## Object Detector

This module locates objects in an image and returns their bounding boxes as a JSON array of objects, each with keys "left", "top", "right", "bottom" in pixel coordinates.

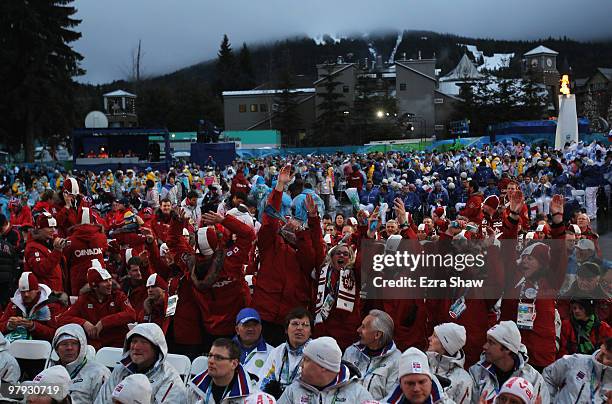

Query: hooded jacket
[
  {"left": 468, "top": 350, "right": 549, "bottom": 404},
  {"left": 181, "top": 197, "right": 202, "bottom": 231},
  {"left": 342, "top": 342, "right": 401, "bottom": 400},
  {"left": 543, "top": 349, "right": 612, "bottom": 403},
  {"left": 384, "top": 373, "right": 454, "bottom": 404},
  {"left": 63, "top": 224, "right": 108, "bottom": 295},
  {"left": 94, "top": 323, "right": 187, "bottom": 404},
  {"left": 24, "top": 232, "right": 64, "bottom": 292},
  {"left": 427, "top": 350, "right": 472, "bottom": 404},
  {"left": 49, "top": 324, "right": 111, "bottom": 403},
  {"left": 0, "top": 284, "right": 64, "bottom": 341},
  {"left": 188, "top": 364, "right": 257, "bottom": 404},
  {"left": 277, "top": 364, "right": 373, "bottom": 404},
  {"left": 0, "top": 332, "right": 20, "bottom": 384}
]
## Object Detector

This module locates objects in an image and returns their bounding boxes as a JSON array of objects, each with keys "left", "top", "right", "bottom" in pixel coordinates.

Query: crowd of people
[{"left": 0, "top": 139, "right": 611, "bottom": 403}]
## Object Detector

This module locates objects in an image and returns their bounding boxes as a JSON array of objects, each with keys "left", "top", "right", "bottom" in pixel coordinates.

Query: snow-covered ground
[
  {"left": 368, "top": 43, "right": 377, "bottom": 60},
  {"left": 458, "top": 43, "right": 514, "bottom": 71},
  {"left": 312, "top": 33, "right": 346, "bottom": 45},
  {"left": 388, "top": 32, "right": 403, "bottom": 63}
]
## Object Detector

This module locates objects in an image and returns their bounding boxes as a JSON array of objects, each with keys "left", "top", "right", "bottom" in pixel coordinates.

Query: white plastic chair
[
  {"left": 49, "top": 344, "right": 96, "bottom": 364},
  {"left": 189, "top": 355, "right": 209, "bottom": 380},
  {"left": 166, "top": 353, "right": 191, "bottom": 381},
  {"left": 9, "top": 340, "right": 52, "bottom": 363},
  {"left": 572, "top": 190, "right": 586, "bottom": 207},
  {"left": 95, "top": 347, "right": 124, "bottom": 370}
]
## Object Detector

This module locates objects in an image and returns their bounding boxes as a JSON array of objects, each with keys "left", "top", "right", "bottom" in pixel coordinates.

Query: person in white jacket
[
  {"left": 543, "top": 336, "right": 612, "bottom": 403},
  {"left": 277, "top": 336, "right": 373, "bottom": 404},
  {"left": 469, "top": 321, "right": 549, "bottom": 404},
  {"left": 181, "top": 191, "right": 202, "bottom": 230},
  {"left": 427, "top": 323, "right": 472, "bottom": 404},
  {"left": 233, "top": 308, "right": 273, "bottom": 378},
  {"left": 0, "top": 332, "right": 20, "bottom": 384},
  {"left": 384, "top": 347, "right": 454, "bottom": 403},
  {"left": 112, "top": 374, "right": 153, "bottom": 404},
  {"left": 342, "top": 309, "right": 401, "bottom": 400},
  {"left": 94, "top": 323, "right": 187, "bottom": 404},
  {"left": 188, "top": 338, "right": 258, "bottom": 404},
  {"left": 49, "top": 323, "right": 111, "bottom": 404}
]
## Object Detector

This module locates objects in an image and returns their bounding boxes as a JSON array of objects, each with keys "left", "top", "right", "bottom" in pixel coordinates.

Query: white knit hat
[
  {"left": 303, "top": 336, "right": 342, "bottom": 373},
  {"left": 497, "top": 376, "right": 536, "bottom": 404},
  {"left": 244, "top": 392, "right": 277, "bottom": 404},
  {"left": 112, "top": 373, "right": 152, "bottom": 404},
  {"left": 399, "top": 347, "right": 432, "bottom": 379},
  {"left": 487, "top": 321, "right": 522, "bottom": 354},
  {"left": 26, "top": 365, "right": 71, "bottom": 401},
  {"left": 434, "top": 323, "right": 466, "bottom": 356}
]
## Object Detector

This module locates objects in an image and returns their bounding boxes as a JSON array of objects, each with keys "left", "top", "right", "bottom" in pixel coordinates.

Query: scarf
[
  {"left": 571, "top": 314, "right": 597, "bottom": 354},
  {"left": 315, "top": 264, "right": 356, "bottom": 324}
]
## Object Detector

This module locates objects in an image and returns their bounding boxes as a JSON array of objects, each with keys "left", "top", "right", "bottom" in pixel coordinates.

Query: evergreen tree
[
  {"left": 314, "top": 65, "right": 348, "bottom": 145},
  {"left": 274, "top": 69, "right": 302, "bottom": 147},
  {"left": 213, "top": 34, "right": 237, "bottom": 96},
  {"left": 607, "top": 97, "right": 612, "bottom": 129},
  {"left": 582, "top": 88, "right": 602, "bottom": 132},
  {"left": 238, "top": 43, "right": 256, "bottom": 90},
  {"left": 0, "top": 0, "right": 84, "bottom": 161}
]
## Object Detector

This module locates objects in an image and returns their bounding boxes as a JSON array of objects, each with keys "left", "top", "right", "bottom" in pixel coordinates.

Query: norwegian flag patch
[
  {"left": 576, "top": 371, "right": 585, "bottom": 380},
  {"left": 412, "top": 362, "right": 423, "bottom": 373}
]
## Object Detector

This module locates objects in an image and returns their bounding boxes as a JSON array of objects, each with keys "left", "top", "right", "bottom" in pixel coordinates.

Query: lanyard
[
  {"left": 280, "top": 347, "right": 302, "bottom": 385},
  {"left": 590, "top": 362, "right": 601, "bottom": 403},
  {"left": 516, "top": 277, "right": 539, "bottom": 305},
  {"left": 69, "top": 358, "right": 87, "bottom": 379},
  {"left": 243, "top": 349, "right": 257, "bottom": 366},
  {"left": 204, "top": 383, "right": 229, "bottom": 404}
]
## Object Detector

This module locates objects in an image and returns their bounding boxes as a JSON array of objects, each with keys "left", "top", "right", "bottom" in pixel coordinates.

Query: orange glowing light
[{"left": 560, "top": 75, "right": 571, "bottom": 95}]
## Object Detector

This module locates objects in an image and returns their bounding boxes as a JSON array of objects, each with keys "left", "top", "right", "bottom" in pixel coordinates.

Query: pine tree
[
  {"left": 607, "top": 97, "right": 612, "bottom": 129},
  {"left": 0, "top": 0, "right": 84, "bottom": 161},
  {"left": 238, "top": 43, "right": 256, "bottom": 90},
  {"left": 213, "top": 34, "right": 237, "bottom": 96},
  {"left": 314, "top": 65, "right": 348, "bottom": 145},
  {"left": 582, "top": 88, "right": 602, "bottom": 132},
  {"left": 274, "top": 69, "right": 302, "bottom": 147}
]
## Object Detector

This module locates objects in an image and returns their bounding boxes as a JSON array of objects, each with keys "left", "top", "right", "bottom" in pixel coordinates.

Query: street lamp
[{"left": 376, "top": 110, "right": 384, "bottom": 118}]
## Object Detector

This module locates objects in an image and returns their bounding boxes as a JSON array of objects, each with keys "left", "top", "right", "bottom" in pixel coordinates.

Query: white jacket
[
  {"left": 277, "top": 364, "right": 373, "bottom": 404},
  {"left": 427, "top": 350, "right": 472, "bottom": 404},
  {"left": 469, "top": 351, "right": 549, "bottom": 404},
  {"left": 181, "top": 197, "right": 202, "bottom": 230},
  {"left": 94, "top": 323, "right": 187, "bottom": 404},
  {"left": 188, "top": 364, "right": 258, "bottom": 403},
  {"left": 0, "top": 332, "right": 20, "bottom": 383},
  {"left": 543, "top": 350, "right": 612, "bottom": 403},
  {"left": 258, "top": 341, "right": 308, "bottom": 390},
  {"left": 342, "top": 342, "right": 401, "bottom": 400},
  {"left": 49, "top": 324, "right": 110, "bottom": 404},
  {"left": 236, "top": 338, "right": 273, "bottom": 379},
  {"left": 384, "top": 373, "right": 454, "bottom": 403}
]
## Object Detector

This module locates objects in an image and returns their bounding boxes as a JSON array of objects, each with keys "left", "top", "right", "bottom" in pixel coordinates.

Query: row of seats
[{"left": 8, "top": 340, "right": 209, "bottom": 385}]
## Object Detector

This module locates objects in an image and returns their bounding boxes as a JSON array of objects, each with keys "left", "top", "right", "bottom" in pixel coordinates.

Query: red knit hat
[
  {"left": 145, "top": 273, "right": 168, "bottom": 290},
  {"left": 36, "top": 212, "right": 57, "bottom": 229},
  {"left": 519, "top": 242, "right": 551, "bottom": 267},
  {"left": 18, "top": 272, "right": 39, "bottom": 292},
  {"left": 433, "top": 207, "right": 445, "bottom": 218},
  {"left": 87, "top": 259, "right": 112, "bottom": 286},
  {"left": 482, "top": 195, "right": 500, "bottom": 211},
  {"left": 63, "top": 177, "right": 80, "bottom": 195}
]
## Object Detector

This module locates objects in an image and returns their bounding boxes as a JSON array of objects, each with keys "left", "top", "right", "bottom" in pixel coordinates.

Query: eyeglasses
[
  {"left": 206, "top": 353, "right": 235, "bottom": 361},
  {"left": 288, "top": 321, "right": 311, "bottom": 328}
]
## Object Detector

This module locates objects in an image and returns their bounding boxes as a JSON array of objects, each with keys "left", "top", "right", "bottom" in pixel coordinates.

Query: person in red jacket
[
  {"left": 151, "top": 198, "right": 173, "bottom": 244},
  {"left": 24, "top": 212, "right": 65, "bottom": 292},
  {"left": 252, "top": 166, "right": 324, "bottom": 346},
  {"left": 458, "top": 179, "right": 483, "bottom": 224},
  {"left": 138, "top": 273, "right": 169, "bottom": 334},
  {"left": 231, "top": 167, "right": 251, "bottom": 196},
  {"left": 347, "top": 165, "right": 364, "bottom": 193},
  {"left": 559, "top": 298, "right": 612, "bottom": 357},
  {"left": 58, "top": 260, "right": 136, "bottom": 349},
  {"left": 8, "top": 198, "right": 33, "bottom": 229},
  {"left": 167, "top": 206, "right": 255, "bottom": 350},
  {"left": 55, "top": 177, "right": 82, "bottom": 237},
  {"left": 0, "top": 272, "right": 65, "bottom": 342},
  {"left": 63, "top": 207, "right": 108, "bottom": 295},
  {"left": 122, "top": 255, "right": 148, "bottom": 312},
  {"left": 500, "top": 191, "right": 567, "bottom": 372}
]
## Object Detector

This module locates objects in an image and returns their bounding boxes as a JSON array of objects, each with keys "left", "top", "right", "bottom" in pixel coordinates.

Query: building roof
[
  {"left": 524, "top": 45, "right": 558, "bottom": 56},
  {"left": 597, "top": 67, "right": 612, "bottom": 81},
  {"left": 103, "top": 90, "right": 137, "bottom": 97},
  {"left": 222, "top": 88, "right": 315, "bottom": 96},
  {"left": 440, "top": 54, "right": 485, "bottom": 81},
  {"left": 313, "top": 64, "right": 356, "bottom": 85},
  {"left": 394, "top": 62, "right": 436, "bottom": 82}
]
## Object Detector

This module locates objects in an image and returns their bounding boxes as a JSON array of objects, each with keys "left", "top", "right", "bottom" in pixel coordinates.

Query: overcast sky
[{"left": 73, "top": 0, "right": 612, "bottom": 84}]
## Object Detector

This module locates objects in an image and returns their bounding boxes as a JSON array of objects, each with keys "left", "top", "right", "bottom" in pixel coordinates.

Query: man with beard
[
  {"left": 0, "top": 272, "right": 65, "bottom": 342},
  {"left": 252, "top": 165, "right": 324, "bottom": 346},
  {"left": 58, "top": 260, "right": 136, "bottom": 349}
]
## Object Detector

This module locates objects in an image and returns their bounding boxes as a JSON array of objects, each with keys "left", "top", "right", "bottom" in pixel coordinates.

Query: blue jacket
[
  {"left": 475, "top": 166, "right": 495, "bottom": 187},
  {"left": 359, "top": 187, "right": 380, "bottom": 205},
  {"left": 427, "top": 188, "right": 449, "bottom": 207},
  {"left": 483, "top": 186, "right": 500, "bottom": 198},
  {"left": 581, "top": 165, "right": 602, "bottom": 187},
  {"left": 403, "top": 192, "right": 421, "bottom": 211},
  {"left": 292, "top": 189, "right": 324, "bottom": 222}
]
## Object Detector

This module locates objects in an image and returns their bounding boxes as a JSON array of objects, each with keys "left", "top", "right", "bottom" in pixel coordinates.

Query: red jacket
[
  {"left": 58, "top": 289, "right": 136, "bottom": 349},
  {"left": 559, "top": 318, "right": 612, "bottom": 358},
  {"left": 125, "top": 283, "right": 147, "bottom": 313},
  {"left": 347, "top": 171, "right": 364, "bottom": 193},
  {"left": 459, "top": 192, "right": 484, "bottom": 223},
  {"left": 231, "top": 171, "right": 251, "bottom": 195},
  {"left": 10, "top": 206, "right": 33, "bottom": 228},
  {"left": 55, "top": 205, "right": 79, "bottom": 238},
  {"left": 63, "top": 224, "right": 108, "bottom": 295},
  {"left": 0, "top": 286, "right": 65, "bottom": 341},
  {"left": 500, "top": 221, "right": 567, "bottom": 368},
  {"left": 24, "top": 238, "right": 64, "bottom": 292},
  {"left": 137, "top": 297, "right": 170, "bottom": 334},
  {"left": 151, "top": 212, "right": 172, "bottom": 244},
  {"left": 167, "top": 213, "right": 255, "bottom": 336},
  {"left": 252, "top": 190, "right": 324, "bottom": 324}
]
